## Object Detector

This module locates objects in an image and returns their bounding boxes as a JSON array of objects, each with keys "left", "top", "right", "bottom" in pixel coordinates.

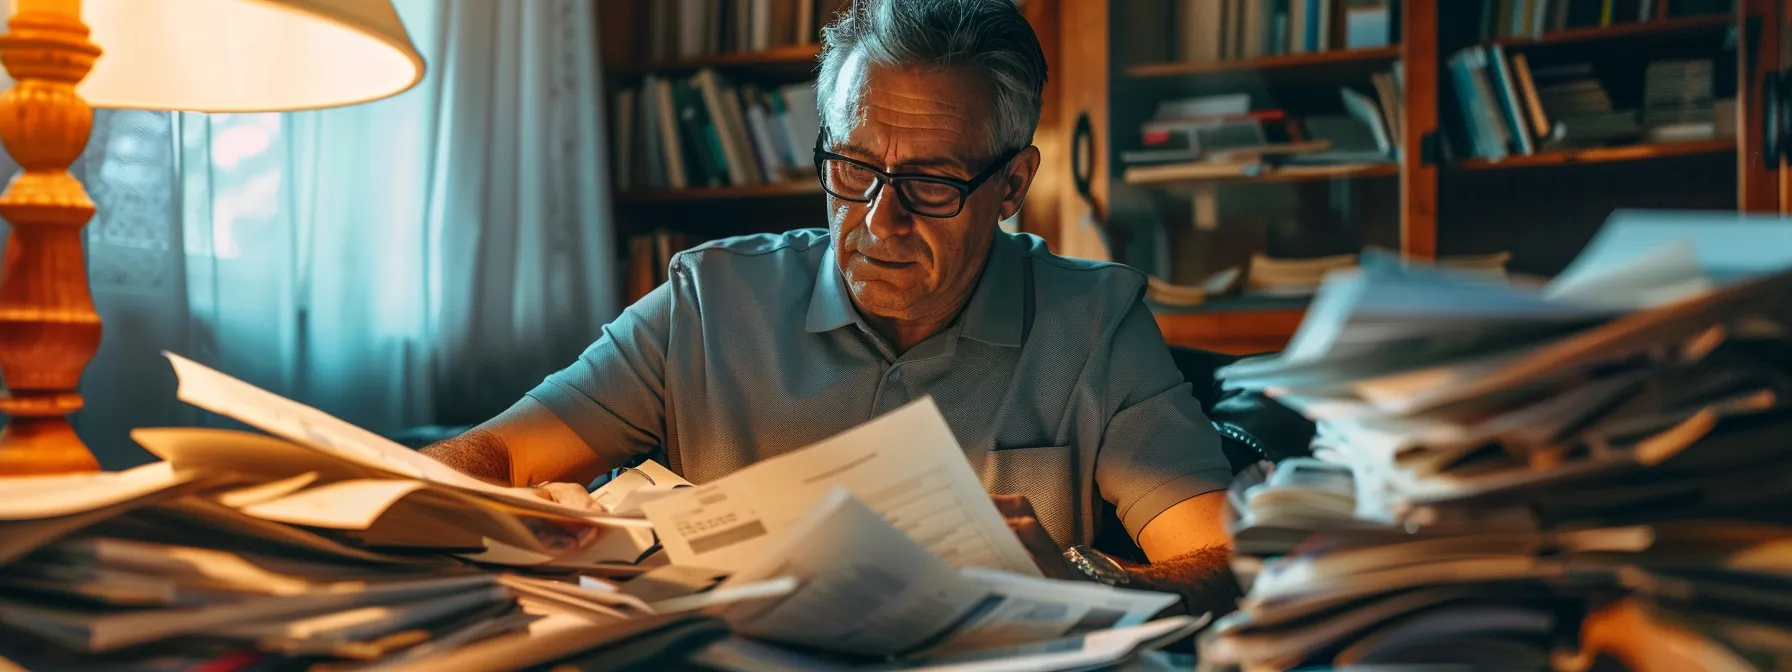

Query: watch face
[
  {"left": 1091, "top": 552, "right": 1126, "bottom": 577},
  {"left": 1070, "top": 546, "right": 1129, "bottom": 585}
]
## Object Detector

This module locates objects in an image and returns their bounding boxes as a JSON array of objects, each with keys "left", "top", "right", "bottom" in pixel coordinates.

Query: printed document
[
  {"left": 161, "top": 352, "right": 637, "bottom": 521},
  {"left": 704, "top": 489, "right": 1182, "bottom": 659},
  {"left": 639, "top": 397, "right": 1038, "bottom": 575},
  {"left": 709, "top": 488, "right": 990, "bottom": 656}
]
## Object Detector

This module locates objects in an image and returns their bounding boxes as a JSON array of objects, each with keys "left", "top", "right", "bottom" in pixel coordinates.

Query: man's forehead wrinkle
[
  {"left": 863, "top": 87, "right": 977, "bottom": 117},
  {"left": 860, "top": 108, "right": 972, "bottom": 136}
]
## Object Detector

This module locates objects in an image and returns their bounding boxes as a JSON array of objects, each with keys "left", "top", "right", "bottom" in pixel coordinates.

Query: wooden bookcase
[
  {"left": 596, "top": 3, "right": 835, "bottom": 305},
  {"left": 1051, "top": 0, "right": 1786, "bottom": 355},
  {"left": 596, "top": 1, "right": 1790, "bottom": 355}
]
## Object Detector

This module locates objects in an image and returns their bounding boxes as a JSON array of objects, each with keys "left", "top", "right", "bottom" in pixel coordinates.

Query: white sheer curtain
[{"left": 70, "top": 0, "right": 617, "bottom": 462}]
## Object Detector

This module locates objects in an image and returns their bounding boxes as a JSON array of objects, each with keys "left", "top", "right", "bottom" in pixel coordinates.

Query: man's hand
[
  {"left": 991, "top": 493, "right": 1084, "bottom": 581},
  {"left": 526, "top": 481, "right": 603, "bottom": 510},
  {"left": 514, "top": 482, "right": 603, "bottom": 554}
]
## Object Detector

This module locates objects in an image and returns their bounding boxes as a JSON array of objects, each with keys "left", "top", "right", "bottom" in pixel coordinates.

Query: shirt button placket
[{"left": 872, "top": 365, "right": 906, "bottom": 415}]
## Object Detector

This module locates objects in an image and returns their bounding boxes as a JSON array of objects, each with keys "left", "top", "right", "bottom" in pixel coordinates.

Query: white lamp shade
[{"left": 1, "top": 0, "right": 426, "bottom": 112}]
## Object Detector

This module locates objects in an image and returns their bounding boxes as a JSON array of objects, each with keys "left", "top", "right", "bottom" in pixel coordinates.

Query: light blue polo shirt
[{"left": 528, "top": 229, "right": 1229, "bottom": 546}]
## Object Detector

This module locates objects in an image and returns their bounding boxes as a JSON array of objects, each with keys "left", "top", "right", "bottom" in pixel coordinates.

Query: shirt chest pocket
[{"left": 980, "top": 444, "right": 1075, "bottom": 546}]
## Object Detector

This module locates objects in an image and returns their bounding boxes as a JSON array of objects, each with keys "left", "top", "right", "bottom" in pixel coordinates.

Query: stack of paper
[
  {"left": 0, "top": 354, "right": 1203, "bottom": 670},
  {"left": 137, "top": 354, "right": 659, "bottom": 569},
  {"left": 0, "top": 464, "right": 535, "bottom": 669},
  {"left": 1204, "top": 211, "right": 1792, "bottom": 671}
]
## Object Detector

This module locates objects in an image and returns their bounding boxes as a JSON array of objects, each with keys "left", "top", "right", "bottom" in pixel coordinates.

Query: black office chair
[
  {"left": 1168, "top": 345, "right": 1316, "bottom": 470},
  {"left": 1090, "top": 346, "right": 1315, "bottom": 562}
]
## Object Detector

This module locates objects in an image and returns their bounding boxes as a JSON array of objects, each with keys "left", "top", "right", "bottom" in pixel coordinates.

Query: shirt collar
[
  {"left": 959, "top": 233, "right": 1026, "bottom": 347},
  {"left": 805, "top": 233, "right": 1027, "bottom": 348},
  {"left": 806, "top": 245, "right": 861, "bottom": 334}
]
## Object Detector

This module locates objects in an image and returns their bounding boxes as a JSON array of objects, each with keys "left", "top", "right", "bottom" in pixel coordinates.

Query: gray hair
[{"left": 815, "top": 0, "right": 1047, "bottom": 156}]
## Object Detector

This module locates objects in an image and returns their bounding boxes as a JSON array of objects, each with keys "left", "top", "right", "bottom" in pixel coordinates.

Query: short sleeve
[
  {"left": 1092, "top": 299, "right": 1232, "bottom": 542},
  {"left": 525, "top": 281, "right": 672, "bottom": 469}
]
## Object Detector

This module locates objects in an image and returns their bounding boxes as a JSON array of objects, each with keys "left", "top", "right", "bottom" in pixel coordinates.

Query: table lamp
[{"left": 0, "top": 0, "right": 424, "bottom": 475}]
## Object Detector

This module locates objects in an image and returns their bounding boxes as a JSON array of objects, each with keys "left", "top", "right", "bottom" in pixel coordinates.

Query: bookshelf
[
  {"left": 1488, "top": 12, "right": 1732, "bottom": 47},
  {"left": 1125, "top": 46, "right": 1402, "bottom": 79},
  {"left": 1046, "top": 0, "right": 1781, "bottom": 355},
  {"left": 614, "top": 44, "right": 823, "bottom": 77},
  {"left": 1455, "top": 137, "right": 1733, "bottom": 168},
  {"left": 599, "top": 2, "right": 846, "bottom": 305},
  {"left": 594, "top": 0, "right": 1786, "bottom": 354}
]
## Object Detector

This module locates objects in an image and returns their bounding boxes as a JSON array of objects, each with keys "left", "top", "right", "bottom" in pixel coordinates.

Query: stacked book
[
  {"left": 0, "top": 355, "right": 1201, "bottom": 670},
  {"left": 1202, "top": 212, "right": 1792, "bottom": 670},
  {"left": 1449, "top": 47, "right": 1660, "bottom": 159},
  {"left": 1123, "top": 84, "right": 1401, "bottom": 185},
  {"left": 1644, "top": 58, "right": 1719, "bottom": 142},
  {"left": 611, "top": 72, "right": 820, "bottom": 192},
  {"left": 636, "top": 0, "right": 848, "bottom": 62}
]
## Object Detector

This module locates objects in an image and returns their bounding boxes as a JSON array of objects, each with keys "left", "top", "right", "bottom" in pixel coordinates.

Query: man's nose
[{"left": 864, "top": 181, "right": 915, "bottom": 239}]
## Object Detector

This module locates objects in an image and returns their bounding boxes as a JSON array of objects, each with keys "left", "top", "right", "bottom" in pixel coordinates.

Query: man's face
[{"left": 824, "top": 60, "right": 1041, "bottom": 326}]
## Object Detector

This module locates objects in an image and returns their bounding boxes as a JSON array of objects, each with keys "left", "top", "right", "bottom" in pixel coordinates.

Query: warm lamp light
[{"left": 0, "top": 0, "right": 424, "bottom": 475}]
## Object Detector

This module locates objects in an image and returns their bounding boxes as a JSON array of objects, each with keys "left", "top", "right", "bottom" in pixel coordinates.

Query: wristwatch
[{"left": 1063, "top": 545, "right": 1130, "bottom": 585}]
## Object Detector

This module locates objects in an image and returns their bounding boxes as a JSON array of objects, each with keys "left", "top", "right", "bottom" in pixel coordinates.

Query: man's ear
[{"left": 998, "top": 145, "right": 1042, "bottom": 221}]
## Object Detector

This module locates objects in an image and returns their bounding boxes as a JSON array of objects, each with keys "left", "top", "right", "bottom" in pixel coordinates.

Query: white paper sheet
[
  {"left": 690, "top": 615, "right": 1209, "bottom": 672},
  {"left": 239, "top": 479, "right": 431, "bottom": 530},
  {"left": 1553, "top": 209, "right": 1792, "bottom": 288},
  {"left": 707, "top": 488, "right": 990, "bottom": 657},
  {"left": 160, "top": 353, "right": 616, "bottom": 521},
  {"left": 922, "top": 568, "right": 1181, "bottom": 655},
  {"left": 640, "top": 397, "right": 1037, "bottom": 575},
  {"left": 591, "top": 459, "right": 692, "bottom": 515},
  {"left": 0, "top": 462, "right": 191, "bottom": 521}
]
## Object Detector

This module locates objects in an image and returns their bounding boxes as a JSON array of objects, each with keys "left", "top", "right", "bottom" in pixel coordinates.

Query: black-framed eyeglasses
[{"left": 813, "top": 132, "right": 1024, "bottom": 218}]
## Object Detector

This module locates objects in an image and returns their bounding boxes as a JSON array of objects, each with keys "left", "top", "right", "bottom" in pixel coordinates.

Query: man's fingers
[
  {"left": 1007, "top": 515, "right": 1078, "bottom": 581},
  {"left": 521, "top": 517, "right": 586, "bottom": 552},
  {"left": 991, "top": 493, "right": 1039, "bottom": 520},
  {"left": 535, "top": 482, "right": 600, "bottom": 510}
]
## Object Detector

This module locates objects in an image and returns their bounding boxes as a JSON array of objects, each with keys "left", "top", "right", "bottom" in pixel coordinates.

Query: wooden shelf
[
  {"left": 1152, "top": 306, "right": 1306, "bottom": 355},
  {"left": 1489, "top": 14, "right": 1732, "bottom": 50},
  {"left": 1454, "top": 139, "right": 1733, "bottom": 170},
  {"left": 1124, "top": 47, "right": 1400, "bottom": 79},
  {"left": 617, "top": 181, "right": 823, "bottom": 204},
  {"left": 1125, "top": 162, "right": 1400, "bottom": 186},
  {"left": 613, "top": 44, "right": 822, "bottom": 78}
]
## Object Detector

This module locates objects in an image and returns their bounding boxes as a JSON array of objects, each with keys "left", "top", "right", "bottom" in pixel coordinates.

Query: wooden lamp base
[{"left": 0, "top": 0, "right": 105, "bottom": 475}]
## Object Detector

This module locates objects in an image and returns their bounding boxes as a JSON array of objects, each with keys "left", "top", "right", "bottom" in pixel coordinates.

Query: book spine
[
  {"left": 1488, "top": 46, "right": 1535, "bottom": 155},
  {"left": 1467, "top": 48, "right": 1511, "bottom": 160},
  {"left": 743, "top": 95, "right": 782, "bottom": 182},
  {"left": 1511, "top": 53, "right": 1551, "bottom": 139},
  {"left": 758, "top": 89, "right": 797, "bottom": 171},
  {"left": 654, "top": 79, "right": 688, "bottom": 189}
]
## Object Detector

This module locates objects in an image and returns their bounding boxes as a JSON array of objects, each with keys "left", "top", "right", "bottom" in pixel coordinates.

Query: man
[{"left": 424, "top": 0, "right": 1237, "bottom": 614}]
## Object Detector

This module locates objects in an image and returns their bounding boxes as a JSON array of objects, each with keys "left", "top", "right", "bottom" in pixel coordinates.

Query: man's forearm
[
  {"left": 1117, "top": 546, "right": 1242, "bottom": 618},
  {"left": 420, "top": 429, "right": 515, "bottom": 486}
]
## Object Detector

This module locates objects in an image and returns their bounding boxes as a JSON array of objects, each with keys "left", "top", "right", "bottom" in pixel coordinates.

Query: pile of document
[
  {"left": 0, "top": 463, "right": 533, "bottom": 669},
  {"left": 1202, "top": 211, "right": 1792, "bottom": 671},
  {"left": 0, "top": 354, "right": 1201, "bottom": 670}
]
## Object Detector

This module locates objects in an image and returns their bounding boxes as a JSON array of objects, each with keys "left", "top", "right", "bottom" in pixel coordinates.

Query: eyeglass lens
[{"left": 821, "top": 158, "right": 964, "bottom": 216}]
